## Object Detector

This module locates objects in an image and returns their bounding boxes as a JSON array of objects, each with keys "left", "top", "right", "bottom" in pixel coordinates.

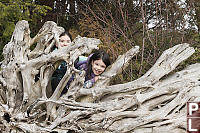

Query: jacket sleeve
[
  {"left": 74, "top": 56, "right": 88, "bottom": 70},
  {"left": 83, "top": 78, "right": 95, "bottom": 89},
  {"left": 52, "top": 61, "right": 67, "bottom": 78}
]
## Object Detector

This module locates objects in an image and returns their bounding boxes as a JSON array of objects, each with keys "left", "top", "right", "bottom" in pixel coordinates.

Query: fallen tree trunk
[{"left": 0, "top": 20, "right": 199, "bottom": 133}]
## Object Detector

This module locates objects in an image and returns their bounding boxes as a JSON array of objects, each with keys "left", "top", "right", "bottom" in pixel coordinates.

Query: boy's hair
[{"left": 85, "top": 50, "right": 111, "bottom": 81}]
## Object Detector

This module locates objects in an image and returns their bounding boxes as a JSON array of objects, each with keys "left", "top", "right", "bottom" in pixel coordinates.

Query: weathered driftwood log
[{"left": 0, "top": 20, "right": 199, "bottom": 133}]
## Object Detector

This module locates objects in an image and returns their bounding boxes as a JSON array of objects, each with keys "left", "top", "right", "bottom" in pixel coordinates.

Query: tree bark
[{"left": 0, "top": 20, "right": 198, "bottom": 133}]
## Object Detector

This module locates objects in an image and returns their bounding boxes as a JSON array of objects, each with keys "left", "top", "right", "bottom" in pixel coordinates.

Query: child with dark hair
[
  {"left": 52, "top": 31, "right": 72, "bottom": 49},
  {"left": 52, "top": 37, "right": 111, "bottom": 94},
  {"left": 51, "top": 31, "right": 73, "bottom": 93},
  {"left": 74, "top": 50, "right": 111, "bottom": 88}
]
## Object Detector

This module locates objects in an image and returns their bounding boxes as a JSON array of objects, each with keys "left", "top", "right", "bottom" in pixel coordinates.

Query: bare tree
[{"left": 0, "top": 20, "right": 198, "bottom": 133}]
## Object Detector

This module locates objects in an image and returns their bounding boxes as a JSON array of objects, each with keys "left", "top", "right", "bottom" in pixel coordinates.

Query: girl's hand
[{"left": 94, "top": 76, "right": 99, "bottom": 82}]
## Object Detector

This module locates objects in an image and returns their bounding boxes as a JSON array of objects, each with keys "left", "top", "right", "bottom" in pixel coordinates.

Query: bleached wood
[{"left": 0, "top": 20, "right": 198, "bottom": 133}]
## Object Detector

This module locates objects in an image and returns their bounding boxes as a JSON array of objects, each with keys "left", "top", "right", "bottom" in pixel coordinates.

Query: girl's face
[
  {"left": 92, "top": 59, "right": 106, "bottom": 76},
  {"left": 56, "top": 35, "right": 71, "bottom": 48}
]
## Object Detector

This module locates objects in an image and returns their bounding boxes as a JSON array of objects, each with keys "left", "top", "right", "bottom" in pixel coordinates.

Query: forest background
[{"left": 0, "top": 0, "right": 199, "bottom": 84}]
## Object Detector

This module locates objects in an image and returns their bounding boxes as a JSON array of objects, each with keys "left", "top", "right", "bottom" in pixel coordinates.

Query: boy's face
[{"left": 56, "top": 35, "right": 71, "bottom": 48}]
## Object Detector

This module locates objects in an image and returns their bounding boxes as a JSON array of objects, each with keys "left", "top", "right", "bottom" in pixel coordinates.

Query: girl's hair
[
  {"left": 59, "top": 31, "right": 72, "bottom": 42},
  {"left": 52, "top": 31, "right": 72, "bottom": 50},
  {"left": 85, "top": 50, "right": 111, "bottom": 81}
]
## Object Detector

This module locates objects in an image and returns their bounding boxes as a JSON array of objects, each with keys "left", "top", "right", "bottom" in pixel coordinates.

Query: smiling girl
[
  {"left": 51, "top": 31, "right": 72, "bottom": 93},
  {"left": 75, "top": 50, "right": 111, "bottom": 88}
]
